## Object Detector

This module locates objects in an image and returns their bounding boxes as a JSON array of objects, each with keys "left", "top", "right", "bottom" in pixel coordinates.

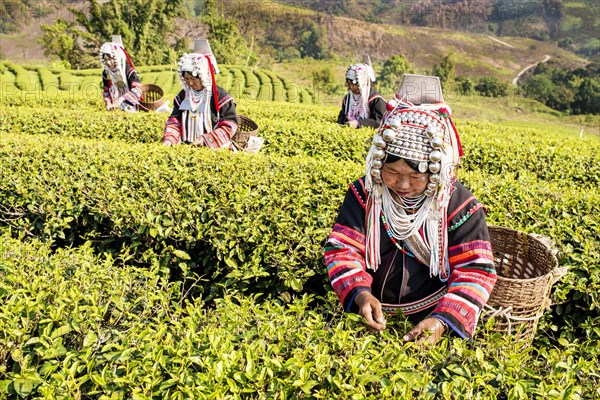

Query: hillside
[
  {"left": 0, "top": 0, "right": 588, "bottom": 79},
  {"left": 273, "top": 0, "right": 600, "bottom": 58},
  {"left": 0, "top": 1, "right": 596, "bottom": 134}
]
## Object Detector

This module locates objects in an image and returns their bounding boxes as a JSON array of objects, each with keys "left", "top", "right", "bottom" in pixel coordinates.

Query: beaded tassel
[{"left": 365, "top": 185, "right": 382, "bottom": 271}]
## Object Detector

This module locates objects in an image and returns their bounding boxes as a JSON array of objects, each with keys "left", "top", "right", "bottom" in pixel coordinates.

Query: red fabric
[
  {"left": 120, "top": 46, "right": 136, "bottom": 70},
  {"left": 206, "top": 55, "right": 219, "bottom": 114}
]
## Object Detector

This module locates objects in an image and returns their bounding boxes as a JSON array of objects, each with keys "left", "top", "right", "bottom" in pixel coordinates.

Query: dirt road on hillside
[{"left": 512, "top": 55, "right": 551, "bottom": 86}]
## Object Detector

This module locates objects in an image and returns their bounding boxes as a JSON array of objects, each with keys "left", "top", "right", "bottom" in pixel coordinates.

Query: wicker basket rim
[
  {"left": 237, "top": 114, "right": 258, "bottom": 128},
  {"left": 141, "top": 83, "right": 164, "bottom": 92},
  {"left": 493, "top": 274, "right": 555, "bottom": 284}
]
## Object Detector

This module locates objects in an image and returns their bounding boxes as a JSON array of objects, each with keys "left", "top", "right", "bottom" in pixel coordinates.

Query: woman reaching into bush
[
  {"left": 337, "top": 63, "right": 387, "bottom": 129},
  {"left": 325, "top": 86, "right": 497, "bottom": 344},
  {"left": 100, "top": 38, "right": 142, "bottom": 112},
  {"left": 161, "top": 43, "right": 238, "bottom": 149}
]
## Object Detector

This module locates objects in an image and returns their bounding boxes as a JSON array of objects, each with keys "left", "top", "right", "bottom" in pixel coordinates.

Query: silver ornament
[
  {"left": 431, "top": 137, "right": 444, "bottom": 148},
  {"left": 371, "top": 169, "right": 381, "bottom": 178},
  {"left": 426, "top": 125, "right": 437, "bottom": 137},
  {"left": 429, "top": 162, "right": 441, "bottom": 173},
  {"left": 429, "top": 150, "right": 442, "bottom": 162},
  {"left": 373, "top": 148, "right": 385, "bottom": 160},
  {"left": 372, "top": 159, "right": 383, "bottom": 169},
  {"left": 427, "top": 182, "right": 438, "bottom": 191},
  {"left": 382, "top": 129, "right": 396, "bottom": 142},
  {"left": 430, "top": 173, "right": 440, "bottom": 183},
  {"left": 373, "top": 135, "right": 386, "bottom": 148},
  {"left": 389, "top": 117, "right": 402, "bottom": 129},
  {"left": 419, "top": 161, "right": 428, "bottom": 173},
  {"left": 424, "top": 189, "right": 435, "bottom": 197}
]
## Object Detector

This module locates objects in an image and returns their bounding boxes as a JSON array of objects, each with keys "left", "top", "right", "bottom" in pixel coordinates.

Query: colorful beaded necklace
[{"left": 381, "top": 213, "right": 415, "bottom": 258}]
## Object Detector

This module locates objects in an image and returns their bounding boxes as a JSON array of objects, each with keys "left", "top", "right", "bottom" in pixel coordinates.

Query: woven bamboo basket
[
  {"left": 139, "top": 84, "right": 164, "bottom": 111},
  {"left": 232, "top": 115, "right": 259, "bottom": 148},
  {"left": 483, "top": 226, "right": 565, "bottom": 345}
]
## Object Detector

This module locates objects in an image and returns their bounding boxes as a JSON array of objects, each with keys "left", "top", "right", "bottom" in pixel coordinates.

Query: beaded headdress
[
  {"left": 177, "top": 52, "right": 220, "bottom": 91},
  {"left": 100, "top": 42, "right": 135, "bottom": 89},
  {"left": 364, "top": 93, "right": 463, "bottom": 280},
  {"left": 345, "top": 63, "right": 375, "bottom": 86}
]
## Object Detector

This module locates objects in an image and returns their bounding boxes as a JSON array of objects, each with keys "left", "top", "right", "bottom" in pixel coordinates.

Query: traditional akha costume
[
  {"left": 325, "top": 96, "right": 497, "bottom": 339},
  {"left": 337, "top": 63, "right": 387, "bottom": 128},
  {"left": 161, "top": 53, "right": 238, "bottom": 149},
  {"left": 100, "top": 42, "right": 142, "bottom": 112}
]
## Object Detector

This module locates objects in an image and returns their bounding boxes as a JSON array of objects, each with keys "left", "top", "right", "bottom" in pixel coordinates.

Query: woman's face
[
  {"left": 183, "top": 72, "right": 205, "bottom": 91},
  {"left": 103, "top": 54, "right": 116, "bottom": 70},
  {"left": 381, "top": 159, "right": 429, "bottom": 198},
  {"left": 346, "top": 80, "right": 360, "bottom": 95}
]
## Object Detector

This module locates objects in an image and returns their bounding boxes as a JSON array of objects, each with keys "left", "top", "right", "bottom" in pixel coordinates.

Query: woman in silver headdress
[
  {"left": 100, "top": 42, "right": 142, "bottom": 112},
  {"left": 161, "top": 52, "right": 238, "bottom": 149},
  {"left": 325, "top": 94, "right": 497, "bottom": 344},
  {"left": 337, "top": 63, "right": 387, "bottom": 129}
]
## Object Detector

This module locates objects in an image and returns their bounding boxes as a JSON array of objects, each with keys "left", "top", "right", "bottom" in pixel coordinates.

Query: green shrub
[{"left": 1, "top": 235, "right": 598, "bottom": 398}]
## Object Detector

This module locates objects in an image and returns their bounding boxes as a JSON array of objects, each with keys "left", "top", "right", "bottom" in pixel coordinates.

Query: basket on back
[
  {"left": 483, "top": 226, "right": 565, "bottom": 346},
  {"left": 232, "top": 115, "right": 259, "bottom": 149},
  {"left": 139, "top": 84, "right": 164, "bottom": 111}
]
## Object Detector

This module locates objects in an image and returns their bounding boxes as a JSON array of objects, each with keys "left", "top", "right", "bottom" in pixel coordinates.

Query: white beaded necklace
[{"left": 381, "top": 185, "right": 433, "bottom": 239}]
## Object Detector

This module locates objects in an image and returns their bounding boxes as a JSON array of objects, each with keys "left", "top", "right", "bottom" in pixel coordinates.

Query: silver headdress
[
  {"left": 177, "top": 39, "right": 220, "bottom": 90},
  {"left": 364, "top": 75, "right": 462, "bottom": 280}
]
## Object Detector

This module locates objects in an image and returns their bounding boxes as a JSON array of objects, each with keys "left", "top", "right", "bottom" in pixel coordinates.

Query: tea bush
[
  {"left": 1, "top": 235, "right": 598, "bottom": 398},
  {"left": 0, "top": 128, "right": 598, "bottom": 340}
]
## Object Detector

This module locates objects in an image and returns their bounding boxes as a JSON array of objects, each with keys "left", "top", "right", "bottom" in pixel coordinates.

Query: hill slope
[{"left": 0, "top": 0, "right": 588, "bottom": 81}]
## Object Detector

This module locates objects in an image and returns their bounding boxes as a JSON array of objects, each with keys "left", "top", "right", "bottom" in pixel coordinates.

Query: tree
[
  {"left": 454, "top": 76, "right": 475, "bottom": 95},
  {"left": 201, "top": 0, "right": 256, "bottom": 65},
  {"left": 298, "top": 21, "right": 326, "bottom": 59},
  {"left": 431, "top": 54, "right": 455, "bottom": 89},
  {"left": 312, "top": 67, "right": 340, "bottom": 96},
  {"left": 572, "top": 78, "right": 600, "bottom": 115},
  {"left": 378, "top": 54, "right": 414, "bottom": 94},
  {"left": 40, "top": 19, "right": 96, "bottom": 69},
  {"left": 522, "top": 75, "right": 555, "bottom": 104},
  {"left": 475, "top": 77, "right": 509, "bottom": 97},
  {"left": 40, "top": 0, "right": 187, "bottom": 68}
]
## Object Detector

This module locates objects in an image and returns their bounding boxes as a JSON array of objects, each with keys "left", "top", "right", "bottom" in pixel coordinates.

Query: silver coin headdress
[{"left": 364, "top": 91, "right": 463, "bottom": 280}]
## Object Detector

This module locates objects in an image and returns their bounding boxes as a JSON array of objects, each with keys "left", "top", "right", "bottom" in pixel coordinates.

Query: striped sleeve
[
  {"left": 122, "top": 67, "right": 142, "bottom": 106},
  {"left": 324, "top": 179, "right": 373, "bottom": 311},
  {"left": 431, "top": 183, "right": 497, "bottom": 339},
  {"left": 162, "top": 92, "right": 184, "bottom": 145},
  {"left": 201, "top": 92, "right": 238, "bottom": 149}
]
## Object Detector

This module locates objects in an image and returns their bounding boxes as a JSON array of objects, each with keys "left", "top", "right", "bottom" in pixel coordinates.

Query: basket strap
[
  {"left": 551, "top": 266, "right": 568, "bottom": 285},
  {"left": 484, "top": 298, "right": 551, "bottom": 336}
]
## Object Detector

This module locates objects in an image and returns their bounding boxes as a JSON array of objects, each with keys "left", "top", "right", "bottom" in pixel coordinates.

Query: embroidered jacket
[
  {"left": 102, "top": 66, "right": 142, "bottom": 108},
  {"left": 324, "top": 178, "right": 497, "bottom": 339},
  {"left": 337, "top": 88, "right": 387, "bottom": 128},
  {"left": 162, "top": 86, "right": 238, "bottom": 150}
]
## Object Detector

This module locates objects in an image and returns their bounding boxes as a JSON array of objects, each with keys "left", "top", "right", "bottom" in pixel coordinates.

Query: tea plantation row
[
  {"left": 1, "top": 122, "right": 598, "bottom": 328},
  {"left": 0, "top": 62, "right": 316, "bottom": 104}
]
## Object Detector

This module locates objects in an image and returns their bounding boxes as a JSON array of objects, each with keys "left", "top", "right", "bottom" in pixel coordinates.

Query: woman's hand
[
  {"left": 345, "top": 120, "right": 360, "bottom": 129},
  {"left": 403, "top": 317, "right": 447, "bottom": 345},
  {"left": 355, "top": 291, "right": 386, "bottom": 332},
  {"left": 192, "top": 137, "right": 205, "bottom": 146}
]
